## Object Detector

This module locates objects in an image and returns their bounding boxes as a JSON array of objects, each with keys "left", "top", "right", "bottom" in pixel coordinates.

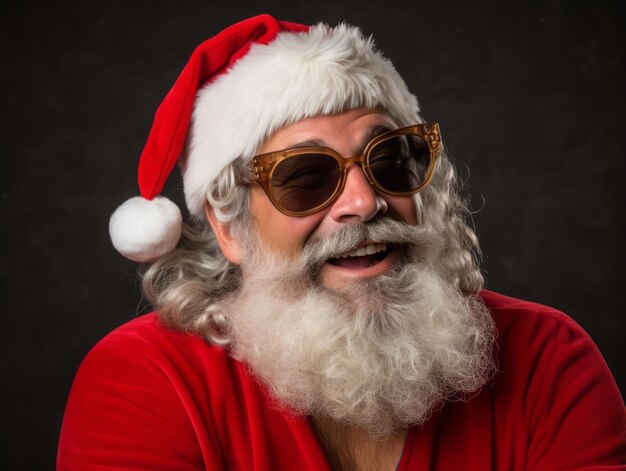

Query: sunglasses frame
[{"left": 248, "top": 122, "right": 442, "bottom": 217}]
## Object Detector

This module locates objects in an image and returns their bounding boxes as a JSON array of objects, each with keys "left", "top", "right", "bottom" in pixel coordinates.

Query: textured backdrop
[{"left": 1, "top": 1, "right": 624, "bottom": 469}]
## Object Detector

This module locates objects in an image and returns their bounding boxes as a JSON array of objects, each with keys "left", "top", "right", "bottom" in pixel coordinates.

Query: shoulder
[
  {"left": 478, "top": 290, "right": 626, "bottom": 467},
  {"left": 58, "top": 313, "right": 242, "bottom": 469},
  {"left": 89, "top": 312, "right": 213, "bottom": 356},
  {"left": 74, "top": 312, "right": 245, "bottom": 400},
  {"left": 479, "top": 289, "right": 599, "bottom": 356},
  {"left": 479, "top": 289, "right": 611, "bottom": 378},
  {"left": 480, "top": 289, "right": 583, "bottom": 333},
  {"left": 81, "top": 312, "right": 229, "bottom": 368}
]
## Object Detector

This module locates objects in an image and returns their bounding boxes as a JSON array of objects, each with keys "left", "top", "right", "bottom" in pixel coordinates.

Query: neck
[{"left": 311, "top": 416, "right": 408, "bottom": 471}]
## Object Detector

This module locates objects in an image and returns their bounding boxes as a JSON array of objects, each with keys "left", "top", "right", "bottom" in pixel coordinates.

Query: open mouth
[{"left": 326, "top": 242, "right": 390, "bottom": 269}]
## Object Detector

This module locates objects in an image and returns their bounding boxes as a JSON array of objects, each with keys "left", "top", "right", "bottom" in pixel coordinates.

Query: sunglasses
[{"left": 246, "top": 122, "right": 442, "bottom": 217}]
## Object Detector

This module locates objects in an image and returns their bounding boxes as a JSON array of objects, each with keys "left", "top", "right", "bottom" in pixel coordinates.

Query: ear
[{"left": 204, "top": 202, "right": 243, "bottom": 265}]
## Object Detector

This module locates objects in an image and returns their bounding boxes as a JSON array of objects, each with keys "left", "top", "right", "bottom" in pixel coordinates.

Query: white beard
[{"left": 225, "top": 218, "right": 496, "bottom": 437}]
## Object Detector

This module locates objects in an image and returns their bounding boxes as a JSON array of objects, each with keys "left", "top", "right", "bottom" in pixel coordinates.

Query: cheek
[
  {"left": 249, "top": 185, "right": 326, "bottom": 257},
  {"left": 384, "top": 195, "right": 419, "bottom": 225}
]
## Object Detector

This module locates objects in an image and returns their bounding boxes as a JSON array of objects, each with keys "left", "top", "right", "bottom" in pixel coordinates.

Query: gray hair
[{"left": 141, "top": 149, "right": 484, "bottom": 345}]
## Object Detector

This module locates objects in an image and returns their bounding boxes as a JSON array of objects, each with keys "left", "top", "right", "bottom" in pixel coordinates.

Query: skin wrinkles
[{"left": 271, "top": 123, "right": 395, "bottom": 154}]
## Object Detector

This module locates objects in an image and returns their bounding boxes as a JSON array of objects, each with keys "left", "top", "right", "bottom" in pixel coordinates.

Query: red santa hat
[{"left": 109, "top": 14, "right": 420, "bottom": 262}]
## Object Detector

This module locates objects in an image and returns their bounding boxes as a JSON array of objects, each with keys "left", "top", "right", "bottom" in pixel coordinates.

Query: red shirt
[{"left": 58, "top": 291, "right": 626, "bottom": 470}]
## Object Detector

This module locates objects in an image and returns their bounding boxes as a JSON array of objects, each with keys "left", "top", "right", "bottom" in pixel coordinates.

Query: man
[{"left": 58, "top": 15, "right": 626, "bottom": 470}]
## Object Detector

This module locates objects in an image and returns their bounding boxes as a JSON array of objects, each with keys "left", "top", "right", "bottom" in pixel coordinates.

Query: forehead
[{"left": 258, "top": 108, "right": 398, "bottom": 153}]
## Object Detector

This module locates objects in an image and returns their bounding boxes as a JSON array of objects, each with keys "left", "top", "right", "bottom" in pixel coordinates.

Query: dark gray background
[{"left": 2, "top": 1, "right": 624, "bottom": 469}]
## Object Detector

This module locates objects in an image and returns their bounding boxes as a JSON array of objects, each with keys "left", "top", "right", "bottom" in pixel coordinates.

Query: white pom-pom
[{"left": 109, "top": 196, "right": 182, "bottom": 263}]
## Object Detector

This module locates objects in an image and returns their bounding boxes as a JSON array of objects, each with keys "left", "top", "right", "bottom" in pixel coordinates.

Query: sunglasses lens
[
  {"left": 271, "top": 153, "right": 341, "bottom": 213},
  {"left": 368, "top": 134, "right": 432, "bottom": 193}
]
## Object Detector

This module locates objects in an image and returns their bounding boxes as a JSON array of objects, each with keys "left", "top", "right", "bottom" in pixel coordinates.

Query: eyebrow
[
  {"left": 360, "top": 125, "right": 394, "bottom": 148},
  {"left": 285, "top": 124, "right": 396, "bottom": 153}
]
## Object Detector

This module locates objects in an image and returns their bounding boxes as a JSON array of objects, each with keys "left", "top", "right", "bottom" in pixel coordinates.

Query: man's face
[
  {"left": 248, "top": 108, "right": 419, "bottom": 290},
  {"left": 219, "top": 109, "right": 495, "bottom": 436}
]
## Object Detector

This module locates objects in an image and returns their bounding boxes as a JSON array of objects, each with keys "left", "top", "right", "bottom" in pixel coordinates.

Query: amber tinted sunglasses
[{"left": 246, "top": 122, "right": 442, "bottom": 217}]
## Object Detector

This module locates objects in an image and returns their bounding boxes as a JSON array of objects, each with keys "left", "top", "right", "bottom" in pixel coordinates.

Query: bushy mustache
[
  {"left": 238, "top": 217, "right": 444, "bottom": 284},
  {"left": 300, "top": 218, "right": 444, "bottom": 272}
]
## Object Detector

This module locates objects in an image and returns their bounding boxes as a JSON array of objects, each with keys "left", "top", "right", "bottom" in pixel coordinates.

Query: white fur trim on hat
[
  {"left": 109, "top": 196, "right": 182, "bottom": 263},
  {"left": 183, "top": 23, "right": 421, "bottom": 220}
]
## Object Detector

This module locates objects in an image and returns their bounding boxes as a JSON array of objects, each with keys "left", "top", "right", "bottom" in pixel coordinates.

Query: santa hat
[{"left": 109, "top": 14, "right": 420, "bottom": 263}]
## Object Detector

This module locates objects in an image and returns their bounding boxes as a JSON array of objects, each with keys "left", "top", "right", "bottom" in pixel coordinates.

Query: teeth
[{"left": 336, "top": 243, "right": 388, "bottom": 259}]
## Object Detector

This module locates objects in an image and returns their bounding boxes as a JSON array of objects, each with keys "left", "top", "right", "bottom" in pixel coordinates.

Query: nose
[{"left": 328, "top": 165, "right": 388, "bottom": 223}]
